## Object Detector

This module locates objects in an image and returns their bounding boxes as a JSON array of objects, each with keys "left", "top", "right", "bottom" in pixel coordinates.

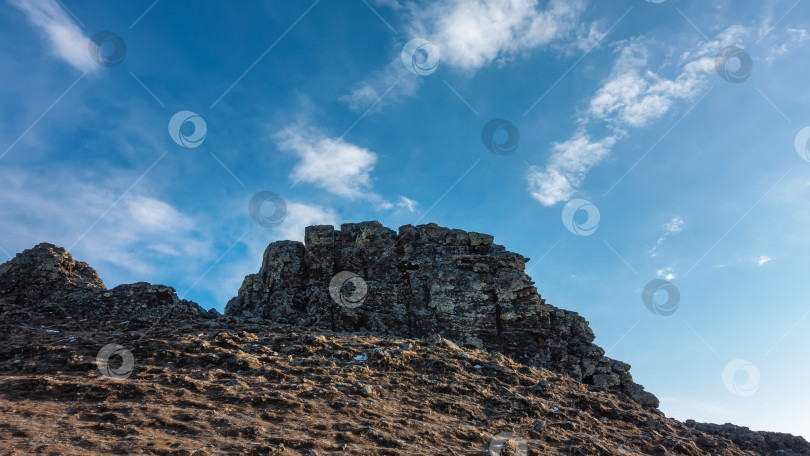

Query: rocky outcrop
[
  {"left": 225, "top": 221, "right": 659, "bottom": 407},
  {"left": 683, "top": 420, "right": 810, "bottom": 454},
  {"left": 0, "top": 243, "right": 215, "bottom": 323}
]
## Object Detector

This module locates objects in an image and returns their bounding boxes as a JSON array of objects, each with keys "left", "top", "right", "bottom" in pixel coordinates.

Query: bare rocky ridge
[
  {"left": 1, "top": 236, "right": 808, "bottom": 455},
  {"left": 225, "top": 221, "right": 656, "bottom": 408},
  {"left": 0, "top": 242, "right": 215, "bottom": 324}
]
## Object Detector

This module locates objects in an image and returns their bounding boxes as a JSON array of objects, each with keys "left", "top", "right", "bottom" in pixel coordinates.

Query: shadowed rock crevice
[{"left": 225, "top": 221, "right": 659, "bottom": 408}]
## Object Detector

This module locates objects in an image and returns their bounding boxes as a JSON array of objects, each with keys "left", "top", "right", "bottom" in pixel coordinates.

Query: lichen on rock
[{"left": 225, "top": 221, "right": 659, "bottom": 408}]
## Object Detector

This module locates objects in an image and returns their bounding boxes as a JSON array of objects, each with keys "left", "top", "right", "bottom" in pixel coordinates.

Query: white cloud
[
  {"left": 765, "top": 27, "right": 810, "bottom": 63},
  {"left": 341, "top": 0, "right": 594, "bottom": 111},
  {"left": 527, "top": 26, "right": 752, "bottom": 206},
  {"left": 656, "top": 266, "right": 677, "bottom": 281},
  {"left": 126, "top": 196, "right": 194, "bottom": 233},
  {"left": 397, "top": 196, "right": 418, "bottom": 213},
  {"left": 663, "top": 216, "right": 684, "bottom": 234},
  {"left": 406, "top": 0, "right": 588, "bottom": 71},
  {"left": 10, "top": 0, "right": 97, "bottom": 73},
  {"left": 527, "top": 132, "right": 617, "bottom": 206},
  {"left": 587, "top": 40, "right": 712, "bottom": 131},
  {"left": 787, "top": 27, "right": 809, "bottom": 42},
  {"left": 339, "top": 59, "right": 422, "bottom": 113},
  {"left": 757, "top": 255, "right": 772, "bottom": 266},
  {"left": 649, "top": 216, "right": 684, "bottom": 257},
  {"left": 0, "top": 166, "right": 210, "bottom": 279},
  {"left": 0, "top": 166, "right": 343, "bottom": 312},
  {"left": 276, "top": 125, "right": 383, "bottom": 201},
  {"left": 571, "top": 20, "right": 607, "bottom": 53}
]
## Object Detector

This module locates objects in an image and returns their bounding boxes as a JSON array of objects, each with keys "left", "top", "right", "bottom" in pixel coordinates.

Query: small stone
[
  {"left": 360, "top": 384, "right": 375, "bottom": 397},
  {"left": 532, "top": 380, "right": 554, "bottom": 394}
]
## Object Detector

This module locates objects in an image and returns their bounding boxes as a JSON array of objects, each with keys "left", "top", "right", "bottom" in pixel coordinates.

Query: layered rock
[
  {"left": 226, "top": 221, "right": 659, "bottom": 407},
  {"left": 0, "top": 243, "right": 214, "bottom": 323}
]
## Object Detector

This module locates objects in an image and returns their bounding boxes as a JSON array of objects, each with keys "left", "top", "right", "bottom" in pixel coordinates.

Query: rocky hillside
[
  {"left": 0, "top": 230, "right": 808, "bottom": 455},
  {"left": 226, "top": 221, "right": 655, "bottom": 407}
]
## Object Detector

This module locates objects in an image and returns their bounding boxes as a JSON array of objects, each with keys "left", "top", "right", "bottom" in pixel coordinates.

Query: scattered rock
[{"left": 359, "top": 384, "right": 374, "bottom": 397}]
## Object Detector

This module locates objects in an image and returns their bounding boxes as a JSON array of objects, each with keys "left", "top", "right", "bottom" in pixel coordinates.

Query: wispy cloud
[
  {"left": 649, "top": 216, "right": 684, "bottom": 257},
  {"left": 339, "top": 59, "right": 421, "bottom": 113},
  {"left": 0, "top": 164, "right": 342, "bottom": 310},
  {"left": 397, "top": 195, "right": 418, "bottom": 213},
  {"left": 765, "top": 27, "right": 810, "bottom": 63},
  {"left": 663, "top": 217, "right": 685, "bottom": 234},
  {"left": 0, "top": 166, "right": 210, "bottom": 279},
  {"left": 10, "top": 0, "right": 97, "bottom": 73},
  {"left": 276, "top": 125, "right": 391, "bottom": 205},
  {"left": 586, "top": 41, "right": 710, "bottom": 131},
  {"left": 527, "top": 26, "right": 752, "bottom": 206},
  {"left": 757, "top": 255, "right": 772, "bottom": 266},
  {"left": 405, "top": 0, "right": 589, "bottom": 71},
  {"left": 126, "top": 195, "right": 194, "bottom": 234},
  {"left": 527, "top": 132, "right": 617, "bottom": 206},
  {"left": 656, "top": 266, "right": 677, "bottom": 281},
  {"left": 342, "top": 0, "right": 595, "bottom": 112}
]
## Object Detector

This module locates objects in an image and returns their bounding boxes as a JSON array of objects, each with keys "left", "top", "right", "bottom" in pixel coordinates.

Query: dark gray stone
[
  {"left": 0, "top": 243, "right": 210, "bottom": 323},
  {"left": 225, "top": 221, "right": 659, "bottom": 407}
]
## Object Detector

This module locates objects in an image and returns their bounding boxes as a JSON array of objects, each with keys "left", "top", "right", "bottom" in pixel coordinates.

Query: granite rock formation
[{"left": 225, "top": 221, "right": 659, "bottom": 407}]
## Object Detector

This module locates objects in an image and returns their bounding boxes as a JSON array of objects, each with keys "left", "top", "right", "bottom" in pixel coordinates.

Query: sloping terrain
[
  {"left": 0, "top": 240, "right": 808, "bottom": 455},
  {"left": 2, "top": 310, "right": 808, "bottom": 456}
]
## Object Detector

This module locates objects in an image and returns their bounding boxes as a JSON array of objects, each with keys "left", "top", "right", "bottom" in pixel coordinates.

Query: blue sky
[{"left": 2, "top": 0, "right": 809, "bottom": 439}]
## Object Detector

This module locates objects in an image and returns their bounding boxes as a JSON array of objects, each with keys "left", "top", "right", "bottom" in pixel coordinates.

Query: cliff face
[{"left": 225, "top": 221, "right": 658, "bottom": 408}]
